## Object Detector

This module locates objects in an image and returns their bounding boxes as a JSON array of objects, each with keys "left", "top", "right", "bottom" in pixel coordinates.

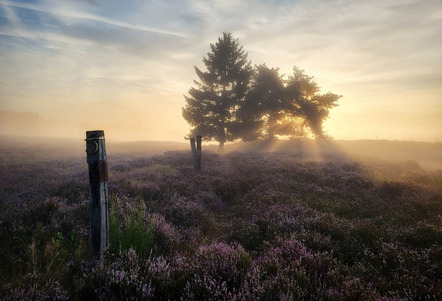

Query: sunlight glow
[{"left": 0, "top": 0, "right": 440, "bottom": 142}]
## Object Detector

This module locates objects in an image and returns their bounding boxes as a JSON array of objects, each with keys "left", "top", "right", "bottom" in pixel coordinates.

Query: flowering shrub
[
  {"left": 3, "top": 272, "right": 68, "bottom": 301},
  {"left": 79, "top": 248, "right": 153, "bottom": 300},
  {"left": 149, "top": 213, "right": 182, "bottom": 256},
  {"left": 1, "top": 148, "right": 441, "bottom": 299},
  {"left": 181, "top": 242, "right": 250, "bottom": 300},
  {"left": 244, "top": 239, "right": 382, "bottom": 300}
]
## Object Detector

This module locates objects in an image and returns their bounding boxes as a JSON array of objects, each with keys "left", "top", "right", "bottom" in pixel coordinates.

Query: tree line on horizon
[{"left": 182, "top": 32, "right": 341, "bottom": 151}]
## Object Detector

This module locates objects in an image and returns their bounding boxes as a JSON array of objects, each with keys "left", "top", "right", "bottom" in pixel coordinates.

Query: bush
[
  {"left": 109, "top": 201, "right": 153, "bottom": 257},
  {"left": 78, "top": 248, "right": 153, "bottom": 300},
  {"left": 182, "top": 242, "right": 250, "bottom": 300}
]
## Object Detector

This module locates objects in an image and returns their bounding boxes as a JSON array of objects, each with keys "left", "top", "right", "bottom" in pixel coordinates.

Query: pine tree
[{"left": 182, "top": 32, "right": 252, "bottom": 151}]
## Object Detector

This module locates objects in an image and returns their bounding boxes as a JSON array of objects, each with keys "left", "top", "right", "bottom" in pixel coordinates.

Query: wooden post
[
  {"left": 196, "top": 135, "right": 202, "bottom": 171},
  {"left": 190, "top": 137, "right": 197, "bottom": 170},
  {"left": 86, "top": 130, "right": 109, "bottom": 259}
]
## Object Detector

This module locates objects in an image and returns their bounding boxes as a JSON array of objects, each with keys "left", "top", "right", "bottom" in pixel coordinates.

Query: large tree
[
  {"left": 239, "top": 65, "right": 340, "bottom": 140},
  {"left": 182, "top": 32, "right": 253, "bottom": 151},
  {"left": 287, "top": 67, "right": 341, "bottom": 138},
  {"left": 239, "top": 64, "right": 298, "bottom": 140}
]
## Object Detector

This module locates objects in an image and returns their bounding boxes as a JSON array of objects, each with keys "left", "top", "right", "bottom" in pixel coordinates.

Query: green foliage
[
  {"left": 110, "top": 205, "right": 154, "bottom": 257},
  {"left": 51, "top": 231, "right": 64, "bottom": 245}
]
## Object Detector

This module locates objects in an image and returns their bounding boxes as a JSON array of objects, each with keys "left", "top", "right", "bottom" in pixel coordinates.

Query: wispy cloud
[
  {"left": 0, "top": 0, "right": 441, "bottom": 141},
  {"left": 2, "top": 0, "right": 191, "bottom": 38}
]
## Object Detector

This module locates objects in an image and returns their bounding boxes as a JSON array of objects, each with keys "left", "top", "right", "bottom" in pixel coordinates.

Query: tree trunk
[
  {"left": 219, "top": 112, "right": 226, "bottom": 152},
  {"left": 218, "top": 140, "right": 225, "bottom": 152},
  {"left": 268, "top": 114, "right": 276, "bottom": 140}
]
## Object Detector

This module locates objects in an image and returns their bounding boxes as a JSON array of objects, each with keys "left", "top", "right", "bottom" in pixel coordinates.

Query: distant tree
[
  {"left": 182, "top": 32, "right": 253, "bottom": 151},
  {"left": 287, "top": 67, "right": 341, "bottom": 138}
]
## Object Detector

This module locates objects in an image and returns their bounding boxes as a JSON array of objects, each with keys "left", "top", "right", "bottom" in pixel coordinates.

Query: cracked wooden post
[
  {"left": 190, "top": 137, "right": 197, "bottom": 170},
  {"left": 196, "top": 135, "right": 202, "bottom": 171},
  {"left": 86, "top": 130, "right": 109, "bottom": 259}
]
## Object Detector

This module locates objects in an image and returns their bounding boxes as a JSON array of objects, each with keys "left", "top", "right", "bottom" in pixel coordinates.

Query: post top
[{"left": 86, "top": 130, "right": 105, "bottom": 139}]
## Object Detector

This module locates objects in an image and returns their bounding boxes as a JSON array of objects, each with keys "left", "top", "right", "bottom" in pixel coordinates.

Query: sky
[{"left": 0, "top": 0, "right": 441, "bottom": 142}]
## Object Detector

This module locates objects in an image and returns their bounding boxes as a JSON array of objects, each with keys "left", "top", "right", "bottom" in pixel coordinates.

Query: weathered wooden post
[
  {"left": 196, "top": 135, "right": 202, "bottom": 171},
  {"left": 85, "top": 130, "right": 109, "bottom": 259},
  {"left": 190, "top": 137, "right": 197, "bottom": 170},
  {"left": 190, "top": 136, "right": 202, "bottom": 171}
]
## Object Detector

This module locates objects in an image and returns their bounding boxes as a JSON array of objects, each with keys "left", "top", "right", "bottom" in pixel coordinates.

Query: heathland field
[{"left": 0, "top": 137, "right": 441, "bottom": 300}]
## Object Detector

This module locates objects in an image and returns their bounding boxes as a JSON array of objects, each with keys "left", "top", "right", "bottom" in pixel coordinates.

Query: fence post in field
[
  {"left": 85, "top": 130, "right": 109, "bottom": 259},
  {"left": 196, "top": 135, "right": 202, "bottom": 171},
  {"left": 190, "top": 137, "right": 197, "bottom": 170}
]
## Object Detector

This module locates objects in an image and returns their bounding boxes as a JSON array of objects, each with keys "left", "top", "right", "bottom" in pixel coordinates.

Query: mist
[
  {"left": 0, "top": 108, "right": 187, "bottom": 142},
  {"left": 1, "top": 132, "right": 441, "bottom": 172}
]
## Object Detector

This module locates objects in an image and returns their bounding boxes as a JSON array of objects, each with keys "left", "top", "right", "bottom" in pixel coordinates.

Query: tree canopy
[
  {"left": 183, "top": 33, "right": 341, "bottom": 150},
  {"left": 286, "top": 67, "right": 341, "bottom": 138}
]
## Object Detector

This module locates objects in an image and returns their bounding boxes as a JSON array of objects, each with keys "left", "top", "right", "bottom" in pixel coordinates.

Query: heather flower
[
  {"left": 3, "top": 272, "right": 68, "bottom": 301},
  {"left": 1, "top": 149, "right": 441, "bottom": 300},
  {"left": 79, "top": 248, "right": 154, "bottom": 300}
]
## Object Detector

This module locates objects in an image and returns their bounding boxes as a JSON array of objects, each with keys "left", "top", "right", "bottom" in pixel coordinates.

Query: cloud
[
  {"left": 1, "top": 0, "right": 21, "bottom": 26},
  {"left": 0, "top": 0, "right": 441, "bottom": 141},
  {"left": 2, "top": 0, "right": 190, "bottom": 37}
]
